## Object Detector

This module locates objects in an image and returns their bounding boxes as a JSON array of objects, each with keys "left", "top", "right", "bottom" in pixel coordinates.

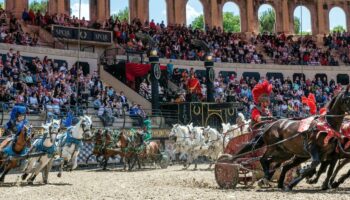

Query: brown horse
[
  {"left": 0, "top": 125, "right": 32, "bottom": 182},
  {"left": 116, "top": 131, "right": 140, "bottom": 170},
  {"left": 234, "top": 86, "right": 350, "bottom": 191},
  {"left": 132, "top": 132, "right": 161, "bottom": 169},
  {"left": 87, "top": 129, "right": 121, "bottom": 170}
]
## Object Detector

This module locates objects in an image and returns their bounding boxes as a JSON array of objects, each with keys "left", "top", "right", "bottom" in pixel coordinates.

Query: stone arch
[
  {"left": 293, "top": 5, "right": 313, "bottom": 35},
  {"left": 185, "top": 0, "right": 204, "bottom": 28},
  {"left": 110, "top": 0, "right": 129, "bottom": 21},
  {"left": 257, "top": 3, "right": 276, "bottom": 33},
  {"left": 149, "top": 0, "right": 167, "bottom": 25},
  {"left": 221, "top": 1, "right": 241, "bottom": 32},
  {"left": 28, "top": 0, "right": 48, "bottom": 13},
  {"left": 70, "top": 0, "right": 90, "bottom": 20},
  {"left": 328, "top": 6, "right": 347, "bottom": 32}
]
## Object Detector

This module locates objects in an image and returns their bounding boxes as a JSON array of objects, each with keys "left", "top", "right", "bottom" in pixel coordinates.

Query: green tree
[
  {"left": 294, "top": 16, "right": 300, "bottom": 34},
  {"left": 223, "top": 12, "right": 240, "bottom": 33},
  {"left": 259, "top": 9, "right": 276, "bottom": 33},
  {"left": 332, "top": 25, "right": 346, "bottom": 33},
  {"left": 29, "top": 0, "right": 47, "bottom": 13},
  {"left": 191, "top": 14, "right": 204, "bottom": 30},
  {"left": 112, "top": 7, "right": 129, "bottom": 21},
  {"left": 0, "top": 2, "right": 4, "bottom": 9}
]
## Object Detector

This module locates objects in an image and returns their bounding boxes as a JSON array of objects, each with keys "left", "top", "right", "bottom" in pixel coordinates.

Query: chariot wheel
[{"left": 214, "top": 155, "right": 239, "bottom": 189}]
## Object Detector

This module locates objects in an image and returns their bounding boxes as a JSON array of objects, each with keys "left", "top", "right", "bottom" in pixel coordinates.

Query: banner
[
  {"left": 126, "top": 63, "right": 166, "bottom": 81},
  {"left": 52, "top": 25, "right": 112, "bottom": 44}
]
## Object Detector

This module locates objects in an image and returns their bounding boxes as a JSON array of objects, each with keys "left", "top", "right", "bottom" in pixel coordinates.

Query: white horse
[
  {"left": 22, "top": 119, "right": 61, "bottom": 184},
  {"left": 202, "top": 126, "right": 226, "bottom": 169},
  {"left": 170, "top": 123, "right": 208, "bottom": 170},
  {"left": 169, "top": 124, "right": 191, "bottom": 161},
  {"left": 55, "top": 115, "right": 93, "bottom": 177},
  {"left": 222, "top": 113, "right": 251, "bottom": 138}
]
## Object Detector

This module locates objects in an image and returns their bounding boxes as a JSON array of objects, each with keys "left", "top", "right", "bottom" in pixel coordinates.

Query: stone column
[
  {"left": 175, "top": 0, "right": 186, "bottom": 25},
  {"left": 90, "top": 0, "right": 109, "bottom": 23},
  {"left": 281, "top": 0, "right": 290, "bottom": 33},
  {"left": 129, "top": 0, "right": 137, "bottom": 22},
  {"left": 166, "top": 0, "right": 175, "bottom": 25},
  {"left": 6, "top": 0, "right": 28, "bottom": 19},
  {"left": 317, "top": 0, "right": 327, "bottom": 35},
  {"left": 129, "top": 0, "right": 148, "bottom": 23},
  {"left": 209, "top": 0, "right": 221, "bottom": 28},
  {"left": 48, "top": 0, "right": 70, "bottom": 16},
  {"left": 246, "top": 0, "right": 256, "bottom": 33}
]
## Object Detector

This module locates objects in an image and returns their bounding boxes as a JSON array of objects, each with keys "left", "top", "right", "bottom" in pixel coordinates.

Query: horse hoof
[
  {"left": 43, "top": 180, "right": 48, "bottom": 184},
  {"left": 27, "top": 181, "right": 33, "bottom": 185},
  {"left": 331, "top": 182, "right": 340, "bottom": 189},
  {"left": 57, "top": 173, "right": 62, "bottom": 178},
  {"left": 306, "top": 179, "right": 317, "bottom": 185},
  {"left": 321, "top": 185, "right": 329, "bottom": 191},
  {"left": 283, "top": 186, "right": 293, "bottom": 192},
  {"left": 257, "top": 178, "right": 271, "bottom": 188},
  {"left": 21, "top": 173, "right": 28, "bottom": 181},
  {"left": 277, "top": 183, "right": 284, "bottom": 189}
]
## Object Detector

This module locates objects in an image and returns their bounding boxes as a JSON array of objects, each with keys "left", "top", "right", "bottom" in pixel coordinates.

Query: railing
[
  {"left": 0, "top": 102, "right": 178, "bottom": 129},
  {"left": 81, "top": 45, "right": 95, "bottom": 53}
]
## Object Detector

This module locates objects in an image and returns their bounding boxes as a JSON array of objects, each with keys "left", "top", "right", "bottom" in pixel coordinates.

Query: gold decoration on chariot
[
  {"left": 228, "top": 108, "right": 235, "bottom": 116},
  {"left": 193, "top": 105, "right": 201, "bottom": 115}
]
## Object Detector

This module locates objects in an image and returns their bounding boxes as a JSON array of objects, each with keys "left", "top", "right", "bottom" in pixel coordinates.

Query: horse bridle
[{"left": 81, "top": 119, "right": 92, "bottom": 139}]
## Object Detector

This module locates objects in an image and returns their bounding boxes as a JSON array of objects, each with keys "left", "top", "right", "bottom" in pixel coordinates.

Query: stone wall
[{"left": 6, "top": 0, "right": 350, "bottom": 35}]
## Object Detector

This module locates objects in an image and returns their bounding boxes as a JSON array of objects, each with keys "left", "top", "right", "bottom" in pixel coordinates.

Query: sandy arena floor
[{"left": 1, "top": 164, "right": 350, "bottom": 200}]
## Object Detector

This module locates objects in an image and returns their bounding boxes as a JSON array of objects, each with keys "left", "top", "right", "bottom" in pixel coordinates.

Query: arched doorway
[
  {"left": 222, "top": 1, "right": 240, "bottom": 33},
  {"left": 28, "top": 0, "right": 48, "bottom": 13},
  {"left": 149, "top": 0, "right": 167, "bottom": 26},
  {"left": 110, "top": 0, "right": 129, "bottom": 22},
  {"left": 329, "top": 7, "right": 347, "bottom": 32},
  {"left": 186, "top": 0, "right": 204, "bottom": 29},
  {"left": 293, "top": 5, "right": 312, "bottom": 35},
  {"left": 70, "top": 0, "right": 90, "bottom": 20},
  {"left": 258, "top": 4, "right": 276, "bottom": 33}
]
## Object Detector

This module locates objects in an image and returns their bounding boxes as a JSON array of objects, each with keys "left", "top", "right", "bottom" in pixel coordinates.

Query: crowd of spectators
[
  {"left": 0, "top": 48, "right": 147, "bottom": 127},
  {"left": 258, "top": 33, "right": 339, "bottom": 66},
  {"left": 24, "top": 10, "right": 350, "bottom": 67},
  {"left": 0, "top": 9, "right": 38, "bottom": 46},
  {"left": 169, "top": 66, "right": 342, "bottom": 119}
]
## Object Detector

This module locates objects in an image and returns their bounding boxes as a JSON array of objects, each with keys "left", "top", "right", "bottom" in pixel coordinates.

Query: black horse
[{"left": 233, "top": 86, "right": 350, "bottom": 191}]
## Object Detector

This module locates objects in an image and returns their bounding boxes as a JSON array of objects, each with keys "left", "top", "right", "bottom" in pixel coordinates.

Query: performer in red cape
[
  {"left": 251, "top": 80, "right": 273, "bottom": 126},
  {"left": 187, "top": 74, "right": 202, "bottom": 96}
]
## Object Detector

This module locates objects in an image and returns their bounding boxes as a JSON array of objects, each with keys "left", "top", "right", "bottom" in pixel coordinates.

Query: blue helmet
[{"left": 10, "top": 105, "right": 27, "bottom": 121}]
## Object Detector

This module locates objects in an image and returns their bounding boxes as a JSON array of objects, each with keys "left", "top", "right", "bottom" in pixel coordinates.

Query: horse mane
[{"left": 326, "top": 90, "right": 342, "bottom": 111}]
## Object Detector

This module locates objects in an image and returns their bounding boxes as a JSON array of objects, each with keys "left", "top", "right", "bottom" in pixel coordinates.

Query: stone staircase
[
  {"left": 19, "top": 21, "right": 65, "bottom": 49},
  {"left": 255, "top": 44, "right": 274, "bottom": 64}
]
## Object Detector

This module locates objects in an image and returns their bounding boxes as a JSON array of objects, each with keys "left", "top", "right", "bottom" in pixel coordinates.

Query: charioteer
[
  {"left": 0, "top": 104, "right": 31, "bottom": 156},
  {"left": 251, "top": 80, "right": 273, "bottom": 128}
]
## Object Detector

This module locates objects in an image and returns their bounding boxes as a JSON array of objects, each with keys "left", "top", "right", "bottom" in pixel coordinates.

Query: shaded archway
[
  {"left": 222, "top": 1, "right": 240, "bottom": 33},
  {"left": 186, "top": 0, "right": 204, "bottom": 29},
  {"left": 28, "top": 0, "right": 48, "bottom": 13},
  {"left": 70, "top": 0, "right": 90, "bottom": 20},
  {"left": 110, "top": 0, "right": 129, "bottom": 22},
  {"left": 329, "top": 7, "right": 347, "bottom": 32},
  {"left": 149, "top": 0, "right": 167, "bottom": 25},
  {"left": 0, "top": 0, "right": 5, "bottom": 9},
  {"left": 258, "top": 4, "right": 276, "bottom": 33},
  {"left": 293, "top": 5, "right": 312, "bottom": 35}
]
